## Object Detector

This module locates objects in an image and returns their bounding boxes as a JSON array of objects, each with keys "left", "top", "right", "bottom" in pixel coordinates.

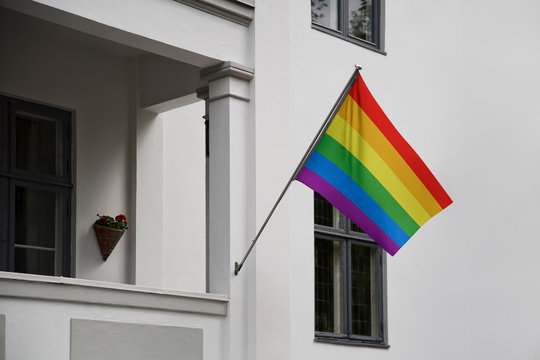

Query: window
[
  {"left": 311, "top": 0, "right": 385, "bottom": 53},
  {"left": 0, "top": 95, "right": 72, "bottom": 276},
  {"left": 314, "top": 193, "right": 387, "bottom": 347}
]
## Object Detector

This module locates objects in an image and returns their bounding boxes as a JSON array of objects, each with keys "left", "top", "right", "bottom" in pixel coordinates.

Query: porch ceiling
[
  {"left": 0, "top": 0, "right": 234, "bottom": 68},
  {"left": 0, "top": 6, "right": 146, "bottom": 59},
  {"left": 1, "top": 7, "right": 208, "bottom": 109}
]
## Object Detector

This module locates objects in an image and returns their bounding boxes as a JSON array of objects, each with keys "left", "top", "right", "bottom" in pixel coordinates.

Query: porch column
[{"left": 200, "top": 62, "right": 254, "bottom": 295}]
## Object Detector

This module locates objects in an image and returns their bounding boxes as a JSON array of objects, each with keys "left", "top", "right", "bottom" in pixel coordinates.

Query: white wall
[
  {"left": 0, "top": 9, "right": 132, "bottom": 283},
  {"left": 251, "top": 2, "right": 293, "bottom": 360},
  {"left": 264, "top": 0, "right": 540, "bottom": 359},
  {"left": 133, "top": 99, "right": 206, "bottom": 291}
]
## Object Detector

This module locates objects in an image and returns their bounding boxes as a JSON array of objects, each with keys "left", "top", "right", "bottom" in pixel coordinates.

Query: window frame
[
  {"left": 311, "top": 0, "right": 386, "bottom": 54},
  {"left": 314, "top": 197, "right": 389, "bottom": 348},
  {"left": 0, "top": 94, "right": 73, "bottom": 277}
]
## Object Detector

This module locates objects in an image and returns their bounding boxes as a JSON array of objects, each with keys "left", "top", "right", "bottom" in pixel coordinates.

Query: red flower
[
  {"left": 99, "top": 218, "right": 107, "bottom": 225},
  {"left": 115, "top": 214, "right": 127, "bottom": 222}
]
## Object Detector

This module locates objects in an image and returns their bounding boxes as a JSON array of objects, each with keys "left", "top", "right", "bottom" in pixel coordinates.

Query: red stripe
[{"left": 348, "top": 75, "right": 453, "bottom": 209}]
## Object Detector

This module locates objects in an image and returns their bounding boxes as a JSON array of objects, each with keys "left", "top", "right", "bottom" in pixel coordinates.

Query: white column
[
  {"left": 201, "top": 61, "right": 254, "bottom": 295},
  {"left": 201, "top": 62, "right": 254, "bottom": 360}
]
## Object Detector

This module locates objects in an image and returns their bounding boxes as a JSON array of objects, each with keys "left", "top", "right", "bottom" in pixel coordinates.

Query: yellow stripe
[
  {"left": 326, "top": 115, "right": 431, "bottom": 226},
  {"left": 338, "top": 96, "right": 443, "bottom": 216}
]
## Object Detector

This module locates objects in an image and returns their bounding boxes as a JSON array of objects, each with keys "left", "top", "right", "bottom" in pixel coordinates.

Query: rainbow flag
[{"left": 296, "top": 72, "right": 452, "bottom": 255}]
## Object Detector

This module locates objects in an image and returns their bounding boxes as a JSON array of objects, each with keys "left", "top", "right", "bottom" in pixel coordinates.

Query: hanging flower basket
[
  {"left": 93, "top": 224, "right": 124, "bottom": 261},
  {"left": 94, "top": 214, "right": 128, "bottom": 261}
]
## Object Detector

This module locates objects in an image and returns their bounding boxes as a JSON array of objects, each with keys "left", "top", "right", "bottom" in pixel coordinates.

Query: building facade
[{"left": 1, "top": 0, "right": 540, "bottom": 359}]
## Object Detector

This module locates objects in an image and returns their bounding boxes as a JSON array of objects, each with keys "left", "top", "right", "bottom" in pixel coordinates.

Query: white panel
[{"left": 70, "top": 319, "right": 203, "bottom": 360}]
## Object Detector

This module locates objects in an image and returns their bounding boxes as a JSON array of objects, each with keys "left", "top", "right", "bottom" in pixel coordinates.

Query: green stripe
[{"left": 315, "top": 134, "right": 420, "bottom": 236}]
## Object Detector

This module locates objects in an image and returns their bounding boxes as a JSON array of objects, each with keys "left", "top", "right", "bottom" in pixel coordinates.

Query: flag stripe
[
  {"left": 349, "top": 76, "right": 453, "bottom": 209},
  {"left": 296, "top": 166, "right": 401, "bottom": 255},
  {"left": 304, "top": 151, "right": 411, "bottom": 246},
  {"left": 326, "top": 115, "right": 431, "bottom": 226},
  {"left": 338, "top": 95, "right": 443, "bottom": 217},
  {"left": 316, "top": 134, "right": 420, "bottom": 237}
]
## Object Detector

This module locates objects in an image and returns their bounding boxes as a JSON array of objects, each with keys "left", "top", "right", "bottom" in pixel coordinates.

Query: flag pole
[{"left": 234, "top": 65, "right": 362, "bottom": 276}]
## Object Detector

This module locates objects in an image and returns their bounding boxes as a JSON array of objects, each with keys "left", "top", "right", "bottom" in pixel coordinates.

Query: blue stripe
[{"left": 305, "top": 151, "right": 410, "bottom": 247}]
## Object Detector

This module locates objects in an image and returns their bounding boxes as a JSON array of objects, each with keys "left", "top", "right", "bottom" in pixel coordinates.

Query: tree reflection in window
[
  {"left": 311, "top": 0, "right": 339, "bottom": 31},
  {"left": 349, "top": 0, "right": 373, "bottom": 42}
]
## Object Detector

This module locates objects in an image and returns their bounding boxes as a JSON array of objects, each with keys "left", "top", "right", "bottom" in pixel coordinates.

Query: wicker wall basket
[{"left": 93, "top": 224, "right": 125, "bottom": 261}]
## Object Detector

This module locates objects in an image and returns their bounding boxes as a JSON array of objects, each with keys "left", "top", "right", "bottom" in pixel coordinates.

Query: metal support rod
[{"left": 234, "top": 65, "right": 362, "bottom": 276}]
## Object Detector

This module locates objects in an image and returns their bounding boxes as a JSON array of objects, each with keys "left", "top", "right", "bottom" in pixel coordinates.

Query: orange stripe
[
  {"left": 337, "top": 95, "right": 442, "bottom": 217},
  {"left": 326, "top": 116, "right": 431, "bottom": 226},
  {"left": 348, "top": 75, "right": 452, "bottom": 209}
]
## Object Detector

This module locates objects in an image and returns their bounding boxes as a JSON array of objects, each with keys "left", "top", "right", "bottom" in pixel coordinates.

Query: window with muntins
[
  {"left": 0, "top": 95, "right": 72, "bottom": 277},
  {"left": 314, "top": 193, "right": 387, "bottom": 347},
  {"left": 311, "top": 0, "right": 385, "bottom": 53}
]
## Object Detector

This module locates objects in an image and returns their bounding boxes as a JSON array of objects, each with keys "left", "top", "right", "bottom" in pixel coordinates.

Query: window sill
[
  {"left": 0, "top": 272, "right": 228, "bottom": 316},
  {"left": 315, "top": 336, "right": 390, "bottom": 349},
  {"left": 311, "top": 24, "right": 387, "bottom": 55}
]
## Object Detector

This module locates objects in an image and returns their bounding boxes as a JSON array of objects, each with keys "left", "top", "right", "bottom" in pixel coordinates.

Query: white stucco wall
[
  {"left": 251, "top": 2, "right": 293, "bottom": 360},
  {"left": 134, "top": 100, "right": 206, "bottom": 291},
  {"left": 262, "top": 0, "right": 540, "bottom": 359}
]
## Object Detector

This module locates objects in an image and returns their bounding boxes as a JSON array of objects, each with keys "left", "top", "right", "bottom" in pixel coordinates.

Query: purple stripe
[{"left": 297, "top": 167, "right": 401, "bottom": 256}]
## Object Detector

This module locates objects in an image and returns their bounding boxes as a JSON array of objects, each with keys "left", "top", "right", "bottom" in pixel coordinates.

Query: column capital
[
  {"left": 200, "top": 61, "right": 254, "bottom": 82},
  {"left": 201, "top": 62, "right": 253, "bottom": 103}
]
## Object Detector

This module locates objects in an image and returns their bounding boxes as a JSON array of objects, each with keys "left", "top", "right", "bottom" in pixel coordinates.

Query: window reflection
[
  {"left": 311, "top": 0, "right": 339, "bottom": 30},
  {"left": 348, "top": 0, "right": 373, "bottom": 42}
]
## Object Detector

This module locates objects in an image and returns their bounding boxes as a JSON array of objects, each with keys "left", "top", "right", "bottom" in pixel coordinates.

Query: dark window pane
[
  {"left": 0, "top": 103, "right": 2, "bottom": 165},
  {"left": 14, "top": 247, "right": 55, "bottom": 276},
  {"left": 315, "top": 238, "right": 344, "bottom": 334},
  {"left": 350, "top": 243, "right": 379, "bottom": 337},
  {"left": 350, "top": 221, "right": 365, "bottom": 233},
  {"left": 0, "top": 181, "right": 4, "bottom": 268},
  {"left": 314, "top": 193, "right": 344, "bottom": 229},
  {"left": 15, "top": 186, "right": 64, "bottom": 250},
  {"left": 348, "top": 0, "right": 373, "bottom": 42},
  {"left": 312, "top": 0, "right": 339, "bottom": 30},
  {"left": 1, "top": 95, "right": 71, "bottom": 277},
  {"left": 16, "top": 113, "right": 64, "bottom": 177}
]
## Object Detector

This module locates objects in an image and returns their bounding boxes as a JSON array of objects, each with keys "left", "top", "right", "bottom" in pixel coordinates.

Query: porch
[{"left": 0, "top": 2, "right": 254, "bottom": 358}]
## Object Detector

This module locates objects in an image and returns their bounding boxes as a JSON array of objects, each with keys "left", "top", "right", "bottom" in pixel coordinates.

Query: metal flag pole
[{"left": 234, "top": 65, "right": 362, "bottom": 276}]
